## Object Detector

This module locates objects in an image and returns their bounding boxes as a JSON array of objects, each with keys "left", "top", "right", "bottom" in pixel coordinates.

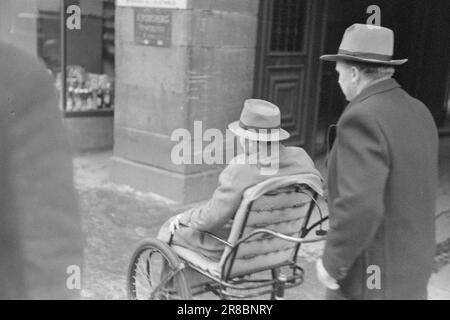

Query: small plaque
[
  {"left": 134, "top": 8, "right": 172, "bottom": 47},
  {"left": 117, "top": 0, "right": 188, "bottom": 9}
]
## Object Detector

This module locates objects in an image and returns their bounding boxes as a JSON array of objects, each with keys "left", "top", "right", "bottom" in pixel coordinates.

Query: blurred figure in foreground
[{"left": 0, "top": 41, "right": 83, "bottom": 299}]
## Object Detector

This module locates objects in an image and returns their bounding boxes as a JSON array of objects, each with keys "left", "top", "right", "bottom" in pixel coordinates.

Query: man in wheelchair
[{"left": 157, "top": 99, "right": 323, "bottom": 262}]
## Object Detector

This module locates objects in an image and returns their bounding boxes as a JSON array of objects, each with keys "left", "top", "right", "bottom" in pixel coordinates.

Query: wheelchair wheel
[{"left": 127, "top": 239, "right": 192, "bottom": 300}]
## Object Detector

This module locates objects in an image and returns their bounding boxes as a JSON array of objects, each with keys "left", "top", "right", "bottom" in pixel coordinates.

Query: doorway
[{"left": 253, "top": 0, "right": 328, "bottom": 157}]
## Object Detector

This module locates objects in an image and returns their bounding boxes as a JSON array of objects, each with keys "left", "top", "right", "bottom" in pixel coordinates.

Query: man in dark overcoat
[
  {"left": 0, "top": 41, "right": 83, "bottom": 299},
  {"left": 316, "top": 24, "right": 439, "bottom": 299}
]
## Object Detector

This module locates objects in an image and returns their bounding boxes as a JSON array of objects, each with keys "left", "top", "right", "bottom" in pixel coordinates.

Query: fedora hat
[
  {"left": 228, "top": 99, "right": 290, "bottom": 141},
  {"left": 320, "top": 23, "right": 407, "bottom": 65}
]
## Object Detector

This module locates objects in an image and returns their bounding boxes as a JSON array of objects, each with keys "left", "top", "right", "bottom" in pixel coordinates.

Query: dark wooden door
[{"left": 253, "top": 0, "right": 327, "bottom": 156}]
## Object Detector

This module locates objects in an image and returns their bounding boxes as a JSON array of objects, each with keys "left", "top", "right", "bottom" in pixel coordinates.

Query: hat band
[
  {"left": 239, "top": 120, "right": 280, "bottom": 131},
  {"left": 338, "top": 49, "right": 393, "bottom": 61}
]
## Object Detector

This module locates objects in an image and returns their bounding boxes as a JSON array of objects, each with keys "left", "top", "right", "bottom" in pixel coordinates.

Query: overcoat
[
  {"left": 323, "top": 78, "right": 439, "bottom": 299},
  {"left": 0, "top": 42, "right": 83, "bottom": 299}
]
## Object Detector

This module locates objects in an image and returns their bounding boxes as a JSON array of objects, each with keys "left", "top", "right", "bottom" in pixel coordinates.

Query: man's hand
[
  {"left": 168, "top": 214, "right": 183, "bottom": 234},
  {"left": 316, "top": 258, "right": 340, "bottom": 290}
]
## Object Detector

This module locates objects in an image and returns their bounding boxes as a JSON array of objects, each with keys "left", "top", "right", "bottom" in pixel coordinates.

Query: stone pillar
[{"left": 111, "top": 0, "right": 259, "bottom": 204}]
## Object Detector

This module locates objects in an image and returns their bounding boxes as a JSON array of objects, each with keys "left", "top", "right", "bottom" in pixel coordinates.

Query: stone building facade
[
  {"left": 111, "top": 1, "right": 261, "bottom": 203},
  {"left": 111, "top": 0, "right": 450, "bottom": 204}
]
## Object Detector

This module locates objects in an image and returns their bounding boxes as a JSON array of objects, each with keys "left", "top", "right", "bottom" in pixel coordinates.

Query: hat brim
[
  {"left": 228, "top": 121, "right": 290, "bottom": 141},
  {"left": 320, "top": 54, "right": 408, "bottom": 66}
]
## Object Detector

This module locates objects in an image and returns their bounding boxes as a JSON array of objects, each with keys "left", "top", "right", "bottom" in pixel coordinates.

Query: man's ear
[{"left": 350, "top": 66, "right": 359, "bottom": 83}]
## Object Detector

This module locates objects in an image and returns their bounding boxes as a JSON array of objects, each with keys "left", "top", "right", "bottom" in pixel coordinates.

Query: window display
[
  {"left": 0, "top": 0, "right": 115, "bottom": 114},
  {"left": 57, "top": 66, "right": 114, "bottom": 112}
]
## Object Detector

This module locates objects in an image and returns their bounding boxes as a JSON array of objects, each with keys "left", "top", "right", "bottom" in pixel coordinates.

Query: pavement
[
  {"left": 430, "top": 136, "right": 450, "bottom": 299},
  {"left": 75, "top": 136, "right": 450, "bottom": 300}
]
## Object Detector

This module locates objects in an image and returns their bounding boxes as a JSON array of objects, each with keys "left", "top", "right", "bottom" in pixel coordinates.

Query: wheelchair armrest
[
  {"left": 220, "top": 228, "right": 326, "bottom": 280},
  {"left": 201, "top": 231, "right": 233, "bottom": 247},
  {"left": 168, "top": 222, "right": 232, "bottom": 248},
  {"left": 234, "top": 228, "right": 326, "bottom": 247}
]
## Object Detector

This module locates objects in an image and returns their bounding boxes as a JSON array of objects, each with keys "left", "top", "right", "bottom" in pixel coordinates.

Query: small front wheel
[{"left": 127, "top": 239, "right": 191, "bottom": 300}]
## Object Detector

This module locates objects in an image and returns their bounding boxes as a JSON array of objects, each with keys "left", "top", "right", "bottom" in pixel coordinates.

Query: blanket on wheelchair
[
  {"left": 170, "top": 174, "right": 323, "bottom": 280},
  {"left": 158, "top": 146, "right": 323, "bottom": 262}
]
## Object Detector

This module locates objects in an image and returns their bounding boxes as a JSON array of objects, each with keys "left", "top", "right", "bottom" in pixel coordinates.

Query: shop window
[
  {"left": 0, "top": 0, "right": 115, "bottom": 116},
  {"left": 61, "top": 0, "right": 115, "bottom": 115}
]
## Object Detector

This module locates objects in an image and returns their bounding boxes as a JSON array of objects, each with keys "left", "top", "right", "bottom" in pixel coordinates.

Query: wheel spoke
[
  {"left": 133, "top": 262, "right": 153, "bottom": 299},
  {"left": 127, "top": 241, "right": 191, "bottom": 300},
  {"left": 132, "top": 249, "right": 167, "bottom": 299},
  {"left": 133, "top": 275, "right": 152, "bottom": 299}
]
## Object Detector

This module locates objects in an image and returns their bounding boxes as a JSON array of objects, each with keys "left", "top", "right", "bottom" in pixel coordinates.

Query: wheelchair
[{"left": 127, "top": 176, "right": 328, "bottom": 300}]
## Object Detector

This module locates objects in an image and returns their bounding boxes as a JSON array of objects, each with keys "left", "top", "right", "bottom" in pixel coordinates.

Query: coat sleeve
[
  {"left": 179, "top": 163, "right": 249, "bottom": 232},
  {"left": 322, "top": 107, "right": 389, "bottom": 280}
]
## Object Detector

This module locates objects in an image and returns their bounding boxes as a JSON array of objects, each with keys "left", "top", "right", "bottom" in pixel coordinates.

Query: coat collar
[{"left": 346, "top": 78, "right": 401, "bottom": 110}]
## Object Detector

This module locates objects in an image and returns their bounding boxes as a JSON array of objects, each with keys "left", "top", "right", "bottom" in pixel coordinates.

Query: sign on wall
[
  {"left": 117, "top": 0, "right": 188, "bottom": 9},
  {"left": 134, "top": 8, "right": 172, "bottom": 47}
]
